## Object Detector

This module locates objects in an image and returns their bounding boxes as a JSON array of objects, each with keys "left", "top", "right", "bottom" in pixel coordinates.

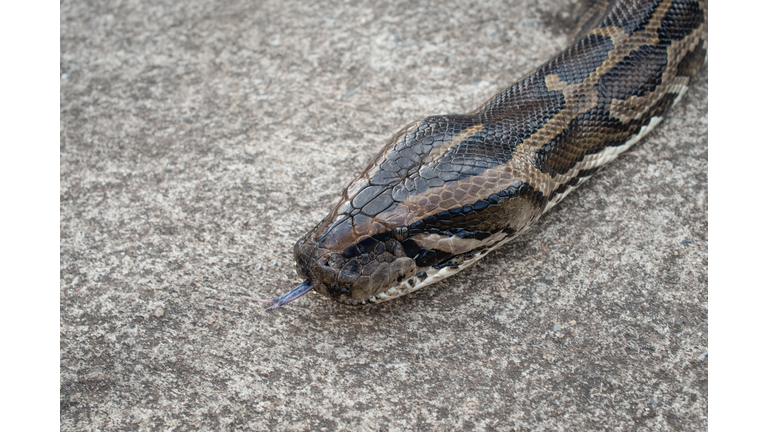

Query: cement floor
[{"left": 60, "top": 0, "right": 708, "bottom": 430}]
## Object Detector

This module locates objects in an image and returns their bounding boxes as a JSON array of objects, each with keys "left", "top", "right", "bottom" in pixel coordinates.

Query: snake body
[{"left": 254, "top": 0, "right": 708, "bottom": 309}]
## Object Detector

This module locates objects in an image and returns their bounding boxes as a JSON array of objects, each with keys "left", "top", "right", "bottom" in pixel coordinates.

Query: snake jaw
[{"left": 243, "top": 280, "right": 314, "bottom": 310}]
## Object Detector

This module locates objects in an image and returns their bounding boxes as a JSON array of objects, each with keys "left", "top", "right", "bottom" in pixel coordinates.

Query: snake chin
[
  {"left": 331, "top": 237, "right": 509, "bottom": 306},
  {"left": 335, "top": 230, "right": 521, "bottom": 305},
  {"left": 335, "top": 265, "right": 460, "bottom": 306},
  {"left": 336, "top": 247, "right": 493, "bottom": 305}
]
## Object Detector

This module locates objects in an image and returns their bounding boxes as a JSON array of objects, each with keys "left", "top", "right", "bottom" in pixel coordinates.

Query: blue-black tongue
[{"left": 243, "top": 280, "right": 313, "bottom": 310}]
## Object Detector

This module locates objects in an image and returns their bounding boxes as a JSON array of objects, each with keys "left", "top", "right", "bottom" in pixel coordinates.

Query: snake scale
[{"left": 247, "top": 0, "right": 708, "bottom": 309}]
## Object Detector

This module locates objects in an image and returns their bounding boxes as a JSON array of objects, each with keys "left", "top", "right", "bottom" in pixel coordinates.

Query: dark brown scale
[
  {"left": 540, "top": 34, "right": 615, "bottom": 85},
  {"left": 657, "top": 0, "right": 705, "bottom": 44},
  {"left": 676, "top": 39, "right": 707, "bottom": 78},
  {"left": 280, "top": 0, "right": 708, "bottom": 306},
  {"left": 597, "top": 44, "right": 668, "bottom": 103},
  {"left": 536, "top": 107, "right": 641, "bottom": 176},
  {"left": 600, "top": 0, "right": 661, "bottom": 35}
]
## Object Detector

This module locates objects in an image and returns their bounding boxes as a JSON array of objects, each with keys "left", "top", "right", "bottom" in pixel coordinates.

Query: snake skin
[{"left": 290, "top": 0, "right": 708, "bottom": 306}]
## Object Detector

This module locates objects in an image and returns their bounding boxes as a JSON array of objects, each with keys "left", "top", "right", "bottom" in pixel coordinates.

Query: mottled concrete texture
[{"left": 60, "top": 0, "right": 707, "bottom": 430}]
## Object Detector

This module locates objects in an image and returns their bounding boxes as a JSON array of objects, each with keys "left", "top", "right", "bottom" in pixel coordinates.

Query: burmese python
[{"left": 246, "top": 0, "right": 708, "bottom": 309}]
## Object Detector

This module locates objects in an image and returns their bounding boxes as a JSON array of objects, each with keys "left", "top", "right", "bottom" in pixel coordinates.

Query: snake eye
[{"left": 392, "top": 225, "right": 409, "bottom": 242}]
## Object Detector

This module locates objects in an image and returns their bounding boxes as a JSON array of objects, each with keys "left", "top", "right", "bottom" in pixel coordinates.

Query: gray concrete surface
[{"left": 60, "top": 0, "right": 708, "bottom": 430}]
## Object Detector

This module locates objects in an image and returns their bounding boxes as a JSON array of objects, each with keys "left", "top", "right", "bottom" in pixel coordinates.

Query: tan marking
[
  {"left": 423, "top": 123, "right": 485, "bottom": 165},
  {"left": 544, "top": 74, "right": 600, "bottom": 114},
  {"left": 412, "top": 231, "right": 507, "bottom": 256}
]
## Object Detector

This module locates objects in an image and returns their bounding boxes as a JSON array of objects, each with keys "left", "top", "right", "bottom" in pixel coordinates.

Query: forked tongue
[{"left": 242, "top": 280, "right": 313, "bottom": 310}]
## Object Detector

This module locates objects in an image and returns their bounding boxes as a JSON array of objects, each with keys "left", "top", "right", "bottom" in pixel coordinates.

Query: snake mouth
[
  {"left": 331, "top": 236, "right": 510, "bottom": 305},
  {"left": 293, "top": 228, "right": 421, "bottom": 302},
  {"left": 333, "top": 270, "right": 433, "bottom": 306},
  {"left": 248, "top": 232, "right": 507, "bottom": 309}
]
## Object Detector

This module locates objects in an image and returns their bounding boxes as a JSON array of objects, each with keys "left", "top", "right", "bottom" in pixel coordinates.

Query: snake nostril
[{"left": 328, "top": 253, "right": 344, "bottom": 270}]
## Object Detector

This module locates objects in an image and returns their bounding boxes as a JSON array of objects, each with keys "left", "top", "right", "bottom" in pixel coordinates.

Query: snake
[{"left": 245, "top": 0, "right": 708, "bottom": 309}]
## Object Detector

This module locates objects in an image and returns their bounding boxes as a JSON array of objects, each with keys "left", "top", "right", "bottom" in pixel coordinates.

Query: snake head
[
  {"left": 289, "top": 117, "right": 545, "bottom": 306},
  {"left": 293, "top": 215, "right": 420, "bottom": 305}
]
